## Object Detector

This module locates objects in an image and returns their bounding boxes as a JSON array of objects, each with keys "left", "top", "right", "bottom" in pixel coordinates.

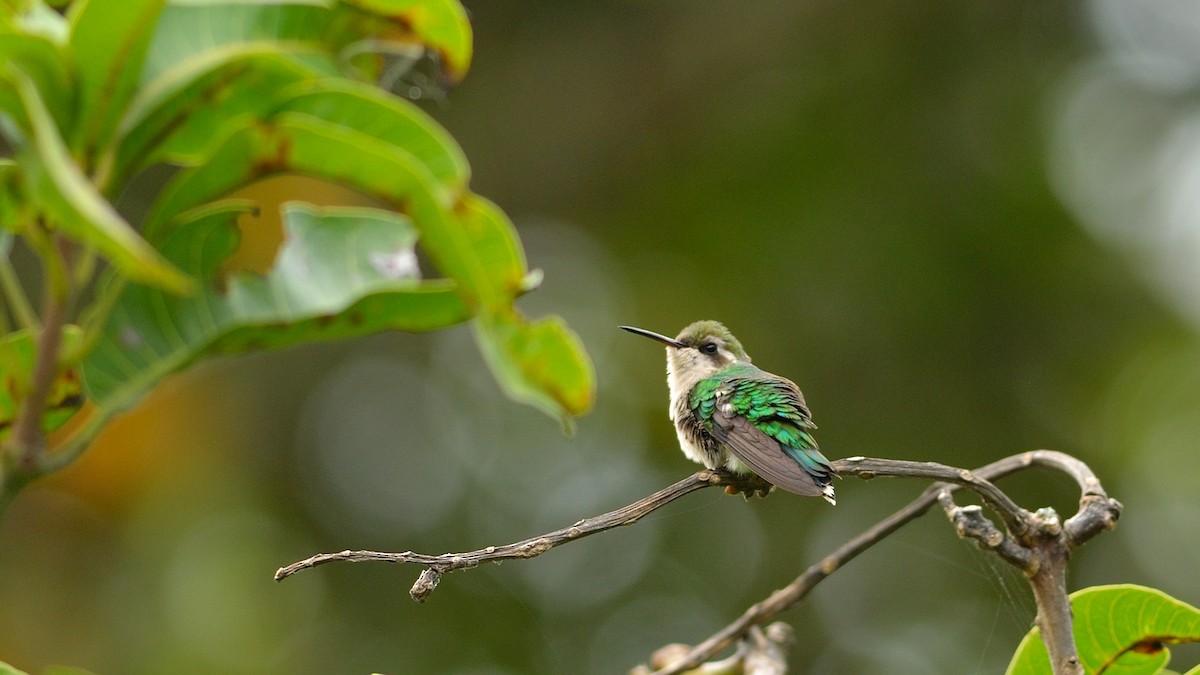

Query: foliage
[
  {"left": 1008, "top": 585, "right": 1200, "bottom": 675},
  {"left": 0, "top": 0, "right": 594, "bottom": 507},
  {"left": 0, "top": 660, "right": 96, "bottom": 675}
]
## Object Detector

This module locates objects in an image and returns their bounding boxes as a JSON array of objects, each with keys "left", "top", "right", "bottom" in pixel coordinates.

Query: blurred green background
[{"left": 4, "top": 1, "right": 1200, "bottom": 673}]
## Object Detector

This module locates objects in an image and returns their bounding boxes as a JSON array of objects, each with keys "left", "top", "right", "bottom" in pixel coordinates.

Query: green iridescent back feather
[{"left": 689, "top": 363, "right": 831, "bottom": 475}]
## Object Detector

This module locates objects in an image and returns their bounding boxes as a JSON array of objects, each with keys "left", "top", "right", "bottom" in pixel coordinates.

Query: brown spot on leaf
[
  {"left": 1131, "top": 639, "right": 1164, "bottom": 654},
  {"left": 251, "top": 134, "right": 293, "bottom": 175}
]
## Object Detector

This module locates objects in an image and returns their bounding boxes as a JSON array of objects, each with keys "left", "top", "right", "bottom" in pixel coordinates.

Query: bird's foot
[{"left": 719, "top": 472, "right": 774, "bottom": 499}]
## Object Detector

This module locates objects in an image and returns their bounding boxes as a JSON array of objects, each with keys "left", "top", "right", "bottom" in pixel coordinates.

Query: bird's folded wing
[{"left": 710, "top": 409, "right": 826, "bottom": 497}]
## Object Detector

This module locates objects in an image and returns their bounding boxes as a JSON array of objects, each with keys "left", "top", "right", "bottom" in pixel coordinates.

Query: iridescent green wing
[
  {"left": 727, "top": 373, "right": 830, "bottom": 472},
  {"left": 697, "top": 365, "right": 836, "bottom": 499}
]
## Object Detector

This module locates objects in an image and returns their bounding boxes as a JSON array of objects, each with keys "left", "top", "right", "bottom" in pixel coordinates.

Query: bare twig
[
  {"left": 938, "top": 493, "right": 1034, "bottom": 570},
  {"left": 275, "top": 455, "right": 1033, "bottom": 596},
  {"left": 834, "top": 455, "right": 1033, "bottom": 536},
  {"left": 633, "top": 623, "right": 794, "bottom": 675},
  {"left": 276, "top": 470, "right": 744, "bottom": 599}
]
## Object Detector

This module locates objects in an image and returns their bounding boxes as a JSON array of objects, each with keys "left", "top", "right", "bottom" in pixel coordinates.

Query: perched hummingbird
[{"left": 622, "top": 321, "right": 837, "bottom": 504}]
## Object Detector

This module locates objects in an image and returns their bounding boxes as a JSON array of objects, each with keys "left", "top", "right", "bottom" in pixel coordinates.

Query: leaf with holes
[
  {"left": 340, "top": 0, "right": 473, "bottom": 83},
  {"left": 1007, "top": 585, "right": 1200, "bottom": 675},
  {"left": 82, "top": 203, "right": 469, "bottom": 412},
  {"left": 135, "top": 95, "right": 591, "bottom": 424},
  {"left": 105, "top": 0, "right": 473, "bottom": 185},
  {"left": 141, "top": 110, "right": 516, "bottom": 311}
]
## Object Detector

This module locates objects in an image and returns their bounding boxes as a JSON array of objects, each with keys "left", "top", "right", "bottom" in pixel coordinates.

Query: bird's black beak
[{"left": 619, "top": 325, "right": 687, "bottom": 349}]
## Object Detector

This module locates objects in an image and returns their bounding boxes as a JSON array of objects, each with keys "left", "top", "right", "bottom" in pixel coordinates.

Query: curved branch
[
  {"left": 648, "top": 450, "right": 1120, "bottom": 675},
  {"left": 834, "top": 456, "right": 1033, "bottom": 536},
  {"left": 275, "top": 454, "right": 1044, "bottom": 600},
  {"left": 276, "top": 470, "right": 733, "bottom": 600},
  {"left": 275, "top": 449, "right": 1119, "bottom": 675}
]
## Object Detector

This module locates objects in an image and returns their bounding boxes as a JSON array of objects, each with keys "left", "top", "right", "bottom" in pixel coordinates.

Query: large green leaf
[
  {"left": 140, "top": 106, "right": 591, "bottom": 423},
  {"left": 0, "top": 326, "right": 85, "bottom": 442},
  {"left": 459, "top": 194, "right": 593, "bottom": 423},
  {"left": 104, "top": 0, "right": 472, "bottom": 185},
  {"left": 140, "top": 0, "right": 333, "bottom": 86},
  {"left": 6, "top": 67, "right": 193, "bottom": 293},
  {"left": 66, "top": 0, "right": 165, "bottom": 163},
  {"left": 140, "top": 111, "right": 508, "bottom": 306},
  {"left": 0, "top": 28, "right": 73, "bottom": 136},
  {"left": 82, "top": 203, "right": 469, "bottom": 408},
  {"left": 274, "top": 78, "right": 469, "bottom": 190},
  {"left": 1007, "top": 585, "right": 1200, "bottom": 675},
  {"left": 107, "top": 50, "right": 320, "bottom": 184}
]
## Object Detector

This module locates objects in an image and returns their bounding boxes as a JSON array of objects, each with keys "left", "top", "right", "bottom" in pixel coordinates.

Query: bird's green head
[
  {"left": 620, "top": 320, "right": 752, "bottom": 381},
  {"left": 673, "top": 320, "right": 750, "bottom": 363}
]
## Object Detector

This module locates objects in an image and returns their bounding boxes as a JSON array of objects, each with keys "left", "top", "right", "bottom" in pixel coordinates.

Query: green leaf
[
  {"left": 474, "top": 311, "right": 595, "bottom": 429},
  {"left": 139, "top": 0, "right": 334, "bottom": 86},
  {"left": 0, "top": 661, "right": 93, "bottom": 675},
  {"left": 66, "top": 0, "right": 165, "bottom": 162},
  {"left": 0, "top": 1, "right": 68, "bottom": 43},
  {"left": 452, "top": 193, "right": 596, "bottom": 423},
  {"left": 141, "top": 110, "right": 502, "bottom": 306},
  {"left": 0, "top": 660, "right": 29, "bottom": 675},
  {"left": 0, "top": 159, "right": 19, "bottom": 231},
  {"left": 6, "top": 66, "right": 193, "bottom": 294},
  {"left": 0, "top": 326, "right": 85, "bottom": 442},
  {"left": 139, "top": 108, "right": 593, "bottom": 424},
  {"left": 340, "top": 0, "right": 473, "bottom": 84},
  {"left": 0, "top": 28, "right": 73, "bottom": 136},
  {"left": 82, "top": 203, "right": 470, "bottom": 410},
  {"left": 109, "top": 50, "right": 320, "bottom": 183},
  {"left": 40, "top": 667, "right": 98, "bottom": 675},
  {"left": 273, "top": 78, "right": 469, "bottom": 190},
  {"left": 106, "top": 0, "right": 472, "bottom": 185},
  {"left": 1007, "top": 584, "right": 1200, "bottom": 675}
]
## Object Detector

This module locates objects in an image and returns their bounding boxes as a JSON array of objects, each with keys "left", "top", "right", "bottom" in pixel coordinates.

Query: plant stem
[
  {"left": 1026, "top": 516, "right": 1083, "bottom": 675},
  {"left": 1, "top": 234, "right": 73, "bottom": 510},
  {"left": 0, "top": 245, "right": 40, "bottom": 331}
]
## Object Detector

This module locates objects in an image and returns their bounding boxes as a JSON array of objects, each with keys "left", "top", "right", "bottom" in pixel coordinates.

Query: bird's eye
[{"left": 701, "top": 342, "right": 719, "bottom": 354}]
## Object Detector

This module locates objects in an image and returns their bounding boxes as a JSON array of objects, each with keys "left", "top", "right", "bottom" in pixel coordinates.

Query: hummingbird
[{"left": 621, "top": 320, "right": 837, "bottom": 504}]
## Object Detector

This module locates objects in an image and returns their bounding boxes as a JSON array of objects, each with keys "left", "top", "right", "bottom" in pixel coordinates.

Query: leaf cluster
[{"left": 0, "top": 0, "right": 594, "bottom": 503}]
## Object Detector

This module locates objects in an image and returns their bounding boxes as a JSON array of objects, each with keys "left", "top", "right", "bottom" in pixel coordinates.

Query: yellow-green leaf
[
  {"left": 83, "top": 203, "right": 470, "bottom": 411},
  {"left": 6, "top": 67, "right": 193, "bottom": 294},
  {"left": 474, "top": 312, "right": 595, "bottom": 429},
  {"left": 341, "top": 0, "right": 472, "bottom": 84},
  {"left": 66, "top": 0, "right": 165, "bottom": 161},
  {"left": 0, "top": 326, "right": 85, "bottom": 442},
  {"left": 1007, "top": 584, "right": 1200, "bottom": 675}
]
